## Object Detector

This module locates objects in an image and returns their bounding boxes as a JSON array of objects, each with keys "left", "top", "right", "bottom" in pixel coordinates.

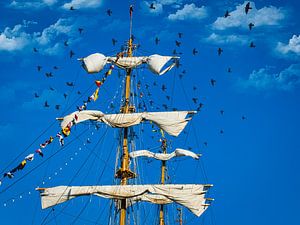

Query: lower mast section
[{"left": 159, "top": 138, "right": 167, "bottom": 225}]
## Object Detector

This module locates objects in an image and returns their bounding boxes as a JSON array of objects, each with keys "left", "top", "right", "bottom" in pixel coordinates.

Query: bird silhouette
[
  {"left": 34, "top": 93, "right": 39, "bottom": 98},
  {"left": 250, "top": 41, "right": 256, "bottom": 48},
  {"left": 45, "top": 72, "right": 53, "bottom": 78},
  {"left": 245, "top": 2, "right": 252, "bottom": 14},
  {"left": 175, "top": 40, "right": 181, "bottom": 47},
  {"left": 33, "top": 48, "right": 38, "bottom": 52},
  {"left": 192, "top": 48, "right": 198, "bottom": 55},
  {"left": 193, "top": 86, "right": 197, "bottom": 91},
  {"left": 197, "top": 103, "right": 204, "bottom": 111},
  {"left": 53, "top": 66, "right": 59, "bottom": 70},
  {"left": 220, "top": 110, "right": 224, "bottom": 115},
  {"left": 220, "top": 129, "right": 224, "bottom": 134},
  {"left": 55, "top": 105, "right": 60, "bottom": 110},
  {"left": 87, "top": 138, "right": 91, "bottom": 144},
  {"left": 242, "top": 115, "right": 247, "bottom": 120},
  {"left": 149, "top": 3, "right": 155, "bottom": 9},
  {"left": 218, "top": 47, "right": 223, "bottom": 56},
  {"left": 224, "top": 10, "right": 230, "bottom": 18},
  {"left": 63, "top": 93, "right": 68, "bottom": 99},
  {"left": 204, "top": 142, "right": 208, "bottom": 146},
  {"left": 248, "top": 22, "right": 254, "bottom": 30},
  {"left": 64, "top": 40, "right": 68, "bottom": 47},
  {"left": 69, "top": 50, "right": 75, "bottom": 58},
  {"left": 70, "top": 6, "right": 75, "bottom": 10},
  {"left": 162, "top": 84, "right": 167, "bottom": 92},
  {"left": 155, "top": 37, "right": 160, "bottom": 45},
  {"left": 78, "top": 27, "right": 83, "bottom": 34},
  {"left": 77, "top": 91, "right": 81, "bottom": 95},
  {"left": 178, "top": 32, "right": 183, "bottom": 38},
  {"left": 112, "top": 38, "right": 117, "bottom": 46},
  {"left": 192, "top": 98, "right": 198, "bottom": 104},
  {"left": 49, "top": 87, "right": 55, "bottom": 91},
  {"left": 162, "top": 104, "right": 168, "bottom": 110},
  {"left": 153, "top": 82, "right": 157, "bottom": 86},
  {"left": 107, "top": 9, "right": 112, "bottom": 16},
  {"left": 66, "top": 82, "right": 74, "bottom": 86},
  {"left": 44, "top": 101, "right": 49, "bottom": 107},
  {"left": 228, "top": 67, "right": 232, "bottom": 73},
  {"left": 166, "top": 95, "right": 170, "bottom": 100},
  {"left": 37, "top": 65, "right": 42, "bottom": 71},
  {"left": 210, "top": 79, "right": 216, "bottom": 86}
]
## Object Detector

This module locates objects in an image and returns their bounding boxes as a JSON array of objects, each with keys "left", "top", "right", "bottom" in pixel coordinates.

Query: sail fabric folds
[
  {"left": 129, "top": 148, "right": 200, "bottom": 161},
  {"left": 81, "top": 53, "right": 179, "bottom": 75},
  {"left": 38, "top": 184, "right": 210, "bottom": 216},
  {"left": 60, "top": 110, "right": 194, "bottom": 137}
]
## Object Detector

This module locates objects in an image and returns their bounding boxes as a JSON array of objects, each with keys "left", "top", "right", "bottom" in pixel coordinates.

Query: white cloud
[
  {"left": 62, "top": 0, "right": 102, "bottom": 10},
  {"left": 0, "top": 24, "right": 31, "bottom": 51},
  {"left": 276, "top": 35, "right": 300, "bottom": 56},
  {"left": 204, "top": 33, "right": 249, "bottom": 45},
  {"left": 0, "top": 18, "right": 78, "bottom": 55},
  {"left": 212, "top": 1, "right": 285, "bottom": 30},
  {"left": 239, "top": 64, "right": 300, "bottom": 91},
  {"left": 9, "top": 0, "right": 57, "bottom": 9},
  {"left": 168, "top": 4, "right": 208, "bottom": 21}
]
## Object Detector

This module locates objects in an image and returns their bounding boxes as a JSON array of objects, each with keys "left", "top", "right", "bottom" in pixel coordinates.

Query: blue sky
[{"left": 0, "top": 0, "right": 300, "bottom": 224}]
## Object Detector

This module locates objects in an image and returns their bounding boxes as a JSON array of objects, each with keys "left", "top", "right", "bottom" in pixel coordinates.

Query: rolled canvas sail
[
  {"left": 60, "top": 110, "right": 195, "bottom": 137},
  {"left": 38, "top": 184, "right": 211, "bottom": 216},
  {"left": 129, "top": 148, "right": 200, "bottom": 161},
  {"left": 81, "top": 53, "right": 179, "bottom": 75}
]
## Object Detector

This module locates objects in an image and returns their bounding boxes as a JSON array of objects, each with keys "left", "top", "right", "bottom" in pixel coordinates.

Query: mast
[
  {"left": 159, "top": 138, "right": 167, "bottom": 225},
  {"left": 118, "top": 5, "right": 134, "bottom": 225}
]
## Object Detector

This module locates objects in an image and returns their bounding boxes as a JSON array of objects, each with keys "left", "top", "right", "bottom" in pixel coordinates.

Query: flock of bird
[{"left": 31, "top": 2, "right": 248, "bottom": 141}]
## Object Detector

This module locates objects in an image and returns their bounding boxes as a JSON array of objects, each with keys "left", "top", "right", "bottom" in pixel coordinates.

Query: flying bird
[
  {"left": 175, "top": 40, "right": 181, "bottom": 47},
  {"left": 49, "top": 87, "right": 55, "bottom": 91},
  {"left": 155, "top": 37, "right": 160, "bottom": 45},
  {"left": 44, "top": 101, "right": 49, "bottom": 107},
  {"left": 242, "top": 115, "right": 247, "bottom": 120},
  {"left": 69, "top": 50, "right": 75, "bottom": 58},
  {"left": 55, "top": 105, "right": 60, "bottom": 110},
  {"left": 149, "top": 3, "right": 155, "bottom": 10},
  {"left": 78, "top": 27, "right": 83, "bottom": 34},
  {"left": 107, "top": 9, "right": 112, "bottom": 16},
  {"left": 77, "top": 91, "right": 81, "bottom": 95},
  {"left": 220, "top": 129, "right": 224, "bottom": 134},
  {"left": 192, "top": 98, "right": 198, "bottom": 104},
  {"left": 218, "top": 47, "right": 223, "bottom": 56},
  {"left": 53, "top": 66, "right": 59, "bottom": 70},
  {"left": 245, "top": 2, "right": 252, "bottom": 14},
  {"left": 166, "top": 95, "right": 170, "bottom": 100},
  {"left": 33, "top": 48, "right": 38, "bottom": 53},
  {"left": 70, "top": 6, "right": 75, "bottom": 11},
  {"left": 45, "top": 72, "right": 53, "bottom": 78},
  {"left": 64, "top": 40, "right": 68, "bottom": 46},
  {"left": 248, "top": 22, "right": 254, "bottom": 30},
  {"left": 250, "top": 41, "right": 256, "bottom": 48},
  {"left": 197, "top": 103, "right": 204, "bottom": 111},
  {"left": 63, "top": 93, "right": 68, "bottom": 99},
  {"left": 193, "top": 86, "right": 197, "bottom": 91},
  {"left": 34, "top": 93, "right": 39, "bottom": 98},
  {"left": 210, "top": 79, "right": 216, "bottom": 86},
  {"left": 37, "top": 65, "right": 42, "bottom": 71},
  {"left": 220, "top": 110, "right": 224, "bottom": 115},
  {"left": 228, "top": 67, "right": 232, "bottom": 73},
  {"left": 178, "top": 32, "right": 183, "bottom": 38},
  {"left": 112, "top": 38, "right": 117, "bottom": 46},
  {"left": 224, "top": 10, "right": 230, "bottom": 18},
  {"left": 66, "top": 82, "right": 74, "bottom": 86},
  {"left": 192, "top": 48, "right": 198, "bottom": 55},
  {"left": 162, "top": 84, "right": 167, "bottom": 92}
]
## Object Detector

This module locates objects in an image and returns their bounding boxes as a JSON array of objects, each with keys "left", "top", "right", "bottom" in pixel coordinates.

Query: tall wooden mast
[
  {"left": 159, "top": 138, "right": 167, "bottom": 225},
  {"left": 118, "top": 5, "right": 135, "bottom": 225}
]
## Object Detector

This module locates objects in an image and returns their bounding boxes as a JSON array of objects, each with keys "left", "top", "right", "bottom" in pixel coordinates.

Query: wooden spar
[
  {"left": 159, "top": 139, "right": 167, "bottom": 225},
  {"left": 119, "top": 9, "right": 134, "bottom": 224}
]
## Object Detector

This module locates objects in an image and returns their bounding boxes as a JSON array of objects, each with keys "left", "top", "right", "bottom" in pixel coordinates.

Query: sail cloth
[
  {"left": 38, "top": 184, "right": 211, "bottom": 216},
  {"left": 60, "top": 110, "right": 195, "bottom": 137},
  {"left": 81, "top": 53, "right": 179, "bottom": 75},
  {"left": 129, "top": 148, "right": 200, "bottom": 161}
]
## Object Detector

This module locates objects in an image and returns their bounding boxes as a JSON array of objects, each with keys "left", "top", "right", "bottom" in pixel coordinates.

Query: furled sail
[
  {"left": 80, "top": 53, "right": 179, "bottom": 75},
  {"left": 129, "top": 148, "right": 200, "bottom": 161},
  {"left": 37, "top": 184, "right": 212, "bottom": 216},
  {"left": 60, "top": 110, "right": 196, "bottom": 137}
]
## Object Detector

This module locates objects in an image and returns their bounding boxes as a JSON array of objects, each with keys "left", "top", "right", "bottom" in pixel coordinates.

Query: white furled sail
[
  {"left": 37, "top": 184, "right": 212, "bottom": 216},
  {"left": 80, "top": 53, "right": 179, "bottom": 75},
  {"left": 129, "top": 148, "right": 200, "bottom": 161},
  {"left": 60, "top": 110, "right": 196, "bottom": 137}
]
